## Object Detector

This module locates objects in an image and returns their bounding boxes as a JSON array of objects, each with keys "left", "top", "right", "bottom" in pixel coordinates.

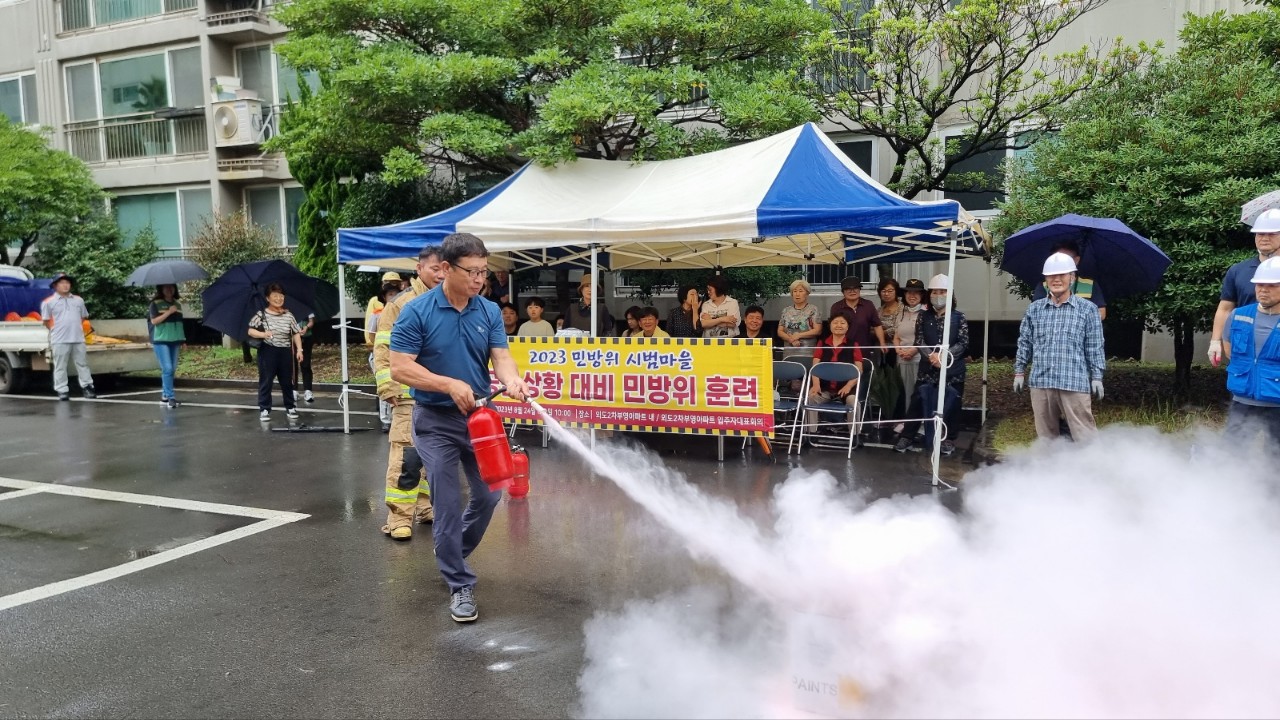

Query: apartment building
[{"left": 0, "top": 0, "right": 313, "bottom": 256}]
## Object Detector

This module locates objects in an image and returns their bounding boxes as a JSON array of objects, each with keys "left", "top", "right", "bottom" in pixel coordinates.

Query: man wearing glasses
[{"left": 389, "top": 233, "right": 530, "bottom": 623}]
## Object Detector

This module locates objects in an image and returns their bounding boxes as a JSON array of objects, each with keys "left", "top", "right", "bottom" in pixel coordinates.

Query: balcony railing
[
  {"left": 65, "top": 110, "right": 207, "bottom": 164},
  {"left": 60, "top": 0, "right": 196, "bottom": 32},
  {"left": 203, "top": 0, "right": 276, "bottom": 26}
]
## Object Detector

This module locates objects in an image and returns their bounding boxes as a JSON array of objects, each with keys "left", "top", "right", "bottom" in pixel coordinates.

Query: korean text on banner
[{"left": 492, "top": 337, "right": 775, "bottom": 437}]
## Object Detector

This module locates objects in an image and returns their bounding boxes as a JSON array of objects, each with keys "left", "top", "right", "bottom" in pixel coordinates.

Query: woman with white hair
[{"left": 777, "top": 278, "right": 822, "bottom": 361}]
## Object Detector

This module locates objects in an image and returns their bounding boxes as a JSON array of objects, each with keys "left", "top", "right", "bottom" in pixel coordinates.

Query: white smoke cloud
[{"left": 551, "top": 418, "right": 1280, "bottom": 719}]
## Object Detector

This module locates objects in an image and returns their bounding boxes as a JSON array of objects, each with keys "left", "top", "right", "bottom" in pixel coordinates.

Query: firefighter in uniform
[{"left": 375, "top": 245, "right": 444, "bottom": 539}]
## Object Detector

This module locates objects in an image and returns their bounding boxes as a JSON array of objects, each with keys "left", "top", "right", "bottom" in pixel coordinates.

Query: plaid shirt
[{"left": 1015, "top": 294, "right": 1105, "bottom": 393}]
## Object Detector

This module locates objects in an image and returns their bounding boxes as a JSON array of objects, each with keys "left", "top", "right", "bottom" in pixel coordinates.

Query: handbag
[{"left": 246, "top": 311, "right": 264, "bottom": 349}]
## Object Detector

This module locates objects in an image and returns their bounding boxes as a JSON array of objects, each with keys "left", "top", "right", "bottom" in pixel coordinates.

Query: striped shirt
[
  {"left": 1015, "top": 294, "right": 1105, "bottom": 393},
  {"left": 253, "top": 310, "right": 300, "bottom": 348}
]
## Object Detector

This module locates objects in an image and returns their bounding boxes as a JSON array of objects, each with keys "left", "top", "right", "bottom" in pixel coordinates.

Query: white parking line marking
[
  {"left": 0, "top": 516, "right": 301, "bottom": 612},
  {"left": 96, "top": 389, "right": 163, "bottom": 398},
  {"left": 0, "top": 477, "right": 309, "bottom": 612},
  {"left": 0, "top": 478, "right": 310, "bottom": 520},
  {"left": 0, "top": 487, "right": 49, "bottom": 502}
]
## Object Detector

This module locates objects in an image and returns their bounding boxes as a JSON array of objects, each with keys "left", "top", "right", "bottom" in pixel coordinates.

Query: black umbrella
[
  {"left": 309, "top": 279, "right": 341, "bottom": 321},
  {"left": 126, "top": 259, "right": 209, "bottom": 287},
  {"left": 201, "top": 260, "right": 320, "bottom": 341}
]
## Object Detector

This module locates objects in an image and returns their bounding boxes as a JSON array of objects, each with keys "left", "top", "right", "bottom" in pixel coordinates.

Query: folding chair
[
  {"left": 856, "top": 356, "right": 887, "bottom": 446},
  {"left": 794, "top": 361, "right": 862, "bottom": 458},
  {"left": 771, "top": 360, "right": 808, "bottom": 454},
  {"left": 740, "top": 359, "right": 807, "bottom": 454}
]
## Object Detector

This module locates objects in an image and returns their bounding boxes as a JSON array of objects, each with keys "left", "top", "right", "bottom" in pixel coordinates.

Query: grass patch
[
  {"left": 128, "top": 344, "right": 376, "bottom": 385},
  {"left": 981, "top": 359, "right": 1230, "bottom": 454}
]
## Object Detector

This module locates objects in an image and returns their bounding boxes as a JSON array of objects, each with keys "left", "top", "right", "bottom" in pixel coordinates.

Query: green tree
[
  {"left": 271, "top": 0, "right": 828, "bottom": 178},
  {"left": 993, "top": 7, "right": 1280, "bottom": 395},
  {"left": 187, "top": 210, "right": 284, "bottom": 313},
  {"left": 0, "top": 119, "right": 106, "bottom": 265},
  {"left": 28, "top": 212, "right": 158, "bottom": 319},
  {"left": 335, "top": 176, "right": 467, "bottom": 303},
  {"left": 816, "top": 0, "right": 1153, "bottom": 199}
]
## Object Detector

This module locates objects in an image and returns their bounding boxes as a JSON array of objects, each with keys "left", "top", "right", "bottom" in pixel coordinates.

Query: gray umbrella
[
  {"left": 1240, "top": 189, "right": 1280, "bottom": 225},
  {"left": 126, "top": 259, "right": 209, "bottom": 287}
]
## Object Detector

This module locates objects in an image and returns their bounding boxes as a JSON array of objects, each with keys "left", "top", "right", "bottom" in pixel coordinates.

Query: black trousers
[
  {"left": 257, "top": 344, "right": 295, "bottom": 411},
  {"left": 296, "top": 335, "right": 314, "bottom": 391}
]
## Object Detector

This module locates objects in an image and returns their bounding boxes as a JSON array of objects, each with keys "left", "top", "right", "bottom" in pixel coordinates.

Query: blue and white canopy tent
[{"left": 334, "top": 122, "right": 991, "bottom": 485}]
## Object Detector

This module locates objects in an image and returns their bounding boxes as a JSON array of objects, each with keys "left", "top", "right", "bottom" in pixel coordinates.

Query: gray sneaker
[
  {"left": 450, "top": 586, "right": 478, "bottom": 623},
  {"left": 893, "top": 435, "right": 913, "bottom": 453}
]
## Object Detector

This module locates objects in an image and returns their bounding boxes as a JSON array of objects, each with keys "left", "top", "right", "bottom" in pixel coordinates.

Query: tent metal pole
[
  {"left": 337, "top": 233, "right": 350, "bottom": 435},
  {"left": 590, "top": 244, "right": 598, "bottom": 449},
  {"left": 982, "top": 256, "right": 991, "bottom": 427},
  {"left": 931, "top": 226, "right": 960, "bottom": 488}
]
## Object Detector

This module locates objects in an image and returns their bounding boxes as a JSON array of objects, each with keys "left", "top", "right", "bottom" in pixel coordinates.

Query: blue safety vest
[{"left": 1225, "top": 304, "right": 1280, "bottom": 404}]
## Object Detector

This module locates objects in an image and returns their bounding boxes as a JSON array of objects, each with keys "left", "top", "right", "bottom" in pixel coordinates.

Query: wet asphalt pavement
[{"left": 0, "top": 382, "right": 960, "bottom": 718}]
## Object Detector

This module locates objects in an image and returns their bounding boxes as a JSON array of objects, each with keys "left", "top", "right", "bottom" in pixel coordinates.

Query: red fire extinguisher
[
  {"left": 468, "top": 386, "right": 514, "bottom": 492},
  {"left": 509, "top": 445, "right": 530, "bottom": 498}
]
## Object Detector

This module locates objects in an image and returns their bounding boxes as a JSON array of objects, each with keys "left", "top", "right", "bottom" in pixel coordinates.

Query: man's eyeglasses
[{"left": 451, "top": 265, "right": 489, "bottom": 279}]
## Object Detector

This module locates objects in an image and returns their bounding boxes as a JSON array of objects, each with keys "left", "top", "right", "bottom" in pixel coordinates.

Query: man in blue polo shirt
[
  {"left": 1209, "top": 208, "right": 1280, "bottom": 366},
  {"left": 389, "top": 232, "right": 529, "bottom": 623}
]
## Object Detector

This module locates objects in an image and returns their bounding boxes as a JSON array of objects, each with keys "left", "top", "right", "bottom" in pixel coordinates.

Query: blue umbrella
[
  {"left": 1000, "top": 214, "right": 1171, "bottom": 299},
  {"left": 201, "top": 260, "right": 320, "bottom": 340}
]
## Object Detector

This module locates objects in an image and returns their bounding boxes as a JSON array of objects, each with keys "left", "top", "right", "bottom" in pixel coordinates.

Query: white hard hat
[
  {"left": 1042, "top": 251, "right": 1079, "bottom": 276},
  {"left": 1251, "top": 256, "right": 1280, "bottom": 283},
  {"left": 1252, "top": 208, "right": 1280, "bottom": 233},
  {"left": 927, "top": 274, "right": 951, "bottom": 290}
]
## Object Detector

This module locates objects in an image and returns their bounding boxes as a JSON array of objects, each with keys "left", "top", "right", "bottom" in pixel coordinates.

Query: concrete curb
[{"left": 161, "top": 377, "right": 375, "bottom": 392}]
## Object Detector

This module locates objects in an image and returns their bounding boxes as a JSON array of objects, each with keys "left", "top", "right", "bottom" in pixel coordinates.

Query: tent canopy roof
[{"left": 337, "top": 123, "right": 988, "bottom": 271}]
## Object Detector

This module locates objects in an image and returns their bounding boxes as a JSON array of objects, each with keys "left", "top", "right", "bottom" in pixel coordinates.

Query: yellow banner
[{"left": 492, "top": 336, "right": 775, "bottom": 437}]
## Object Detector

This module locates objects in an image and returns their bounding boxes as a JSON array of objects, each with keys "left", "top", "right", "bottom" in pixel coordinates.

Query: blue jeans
[
  {"left": 412, "top": 403, "right": 502, "bottom": 593},
  {"left": 153, "top": 342, "right": 181, "bottom": 399}
]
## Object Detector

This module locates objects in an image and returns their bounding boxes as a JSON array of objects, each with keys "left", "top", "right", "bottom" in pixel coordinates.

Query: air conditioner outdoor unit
[{"left": 212, "top": 99, "right": 264, "bottom": 146}]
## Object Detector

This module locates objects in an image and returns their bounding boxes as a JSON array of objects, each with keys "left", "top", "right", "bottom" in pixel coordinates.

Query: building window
[
  {"left": 246, "top": 185, "right": 306, "bottom": 246},
  {"left": 236, "top": 44, "right": 321, "bottom": 105},
  {"left": 115, "top": 192, "right": 180, "bottom": 249},
  {"left": 60, "top": 0, "right": 197, "bottom": 33},
  {"left": 113, "top": 187, "right": 211, "bottom": 250},
  {"left": 0, "top": 73, "right": 38, "bottom": 125},
  {"left": 70, "top": 47, "right": 203, "bottom": 119},
  {"left": 813, "top": 0, "right": 874, "bottom": 95},
  {"left": 99, "top": 53, "right": 168, "bottom": 116},
  {"left": 835, "top": 139, "right": 874, "bottom": 176},
  {"left": 942, "top": 133, "right": 1006, "bottom": 213}
]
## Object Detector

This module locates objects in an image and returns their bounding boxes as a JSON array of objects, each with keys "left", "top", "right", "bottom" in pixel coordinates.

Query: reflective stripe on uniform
[
  {"left": 375, "top": 368, "right": 392, "bottom": 384},
  {"left": 417, "top": 479, "right": 430, "bottom": 497},
  {"left": 385, "top": 486, "right": 418, "bottom": 504},
  {"left": 374, "top": 329, "right": 392, "bottom": 346}
]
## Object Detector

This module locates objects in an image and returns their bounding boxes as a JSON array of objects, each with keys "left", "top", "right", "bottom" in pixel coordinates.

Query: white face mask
[{"left": 931, "top": 295, "right": 948, "bottom": 309}]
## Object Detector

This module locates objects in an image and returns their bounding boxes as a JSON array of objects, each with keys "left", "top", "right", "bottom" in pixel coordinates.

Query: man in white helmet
[
  {"left": 1209, "top": 208, "right": 1280, "bottom": 366},
  {"left": 1013, "top": 252, "right": 1106, "bottom": 442},
  {"left": 1221, "top": 256, "right": 1280, "bottom": 443}
]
